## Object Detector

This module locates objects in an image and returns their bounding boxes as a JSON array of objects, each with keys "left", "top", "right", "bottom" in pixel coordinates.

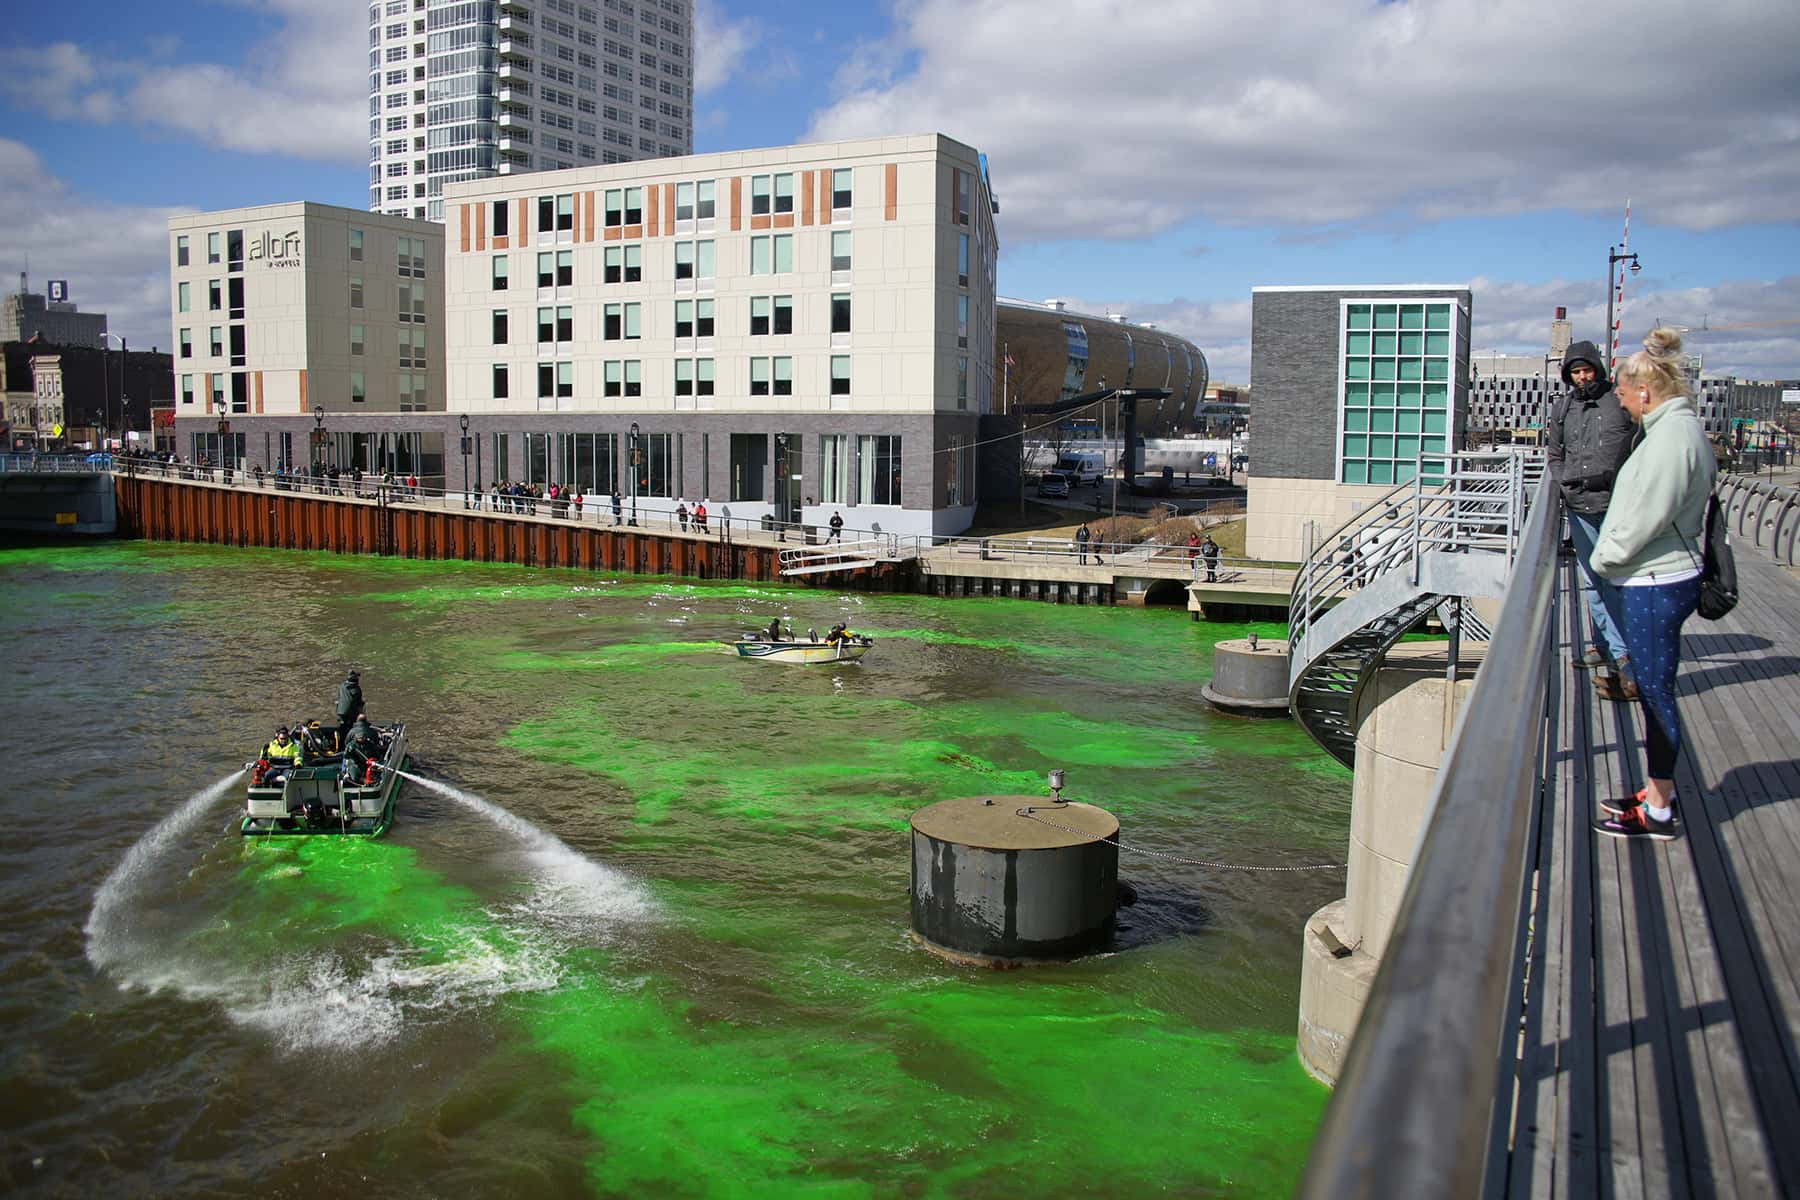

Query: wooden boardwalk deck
[{"left": 1505, "top": 548, "right": 1800, "bottom": 1197}]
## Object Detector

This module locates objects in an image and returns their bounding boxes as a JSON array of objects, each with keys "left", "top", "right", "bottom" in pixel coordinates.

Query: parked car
[{"left": 1036, "top": 473, "right": 1071, "bottom": 498}]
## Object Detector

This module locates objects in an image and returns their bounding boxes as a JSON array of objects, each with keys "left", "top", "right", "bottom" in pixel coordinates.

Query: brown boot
[{"left": 1594, "top": 672, "right": 1630, "bottom": 701}]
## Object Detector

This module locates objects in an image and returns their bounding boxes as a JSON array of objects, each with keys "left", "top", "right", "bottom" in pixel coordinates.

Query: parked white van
[{"left": 1053, "top": 451, "right": 1106, "bottom": 486}]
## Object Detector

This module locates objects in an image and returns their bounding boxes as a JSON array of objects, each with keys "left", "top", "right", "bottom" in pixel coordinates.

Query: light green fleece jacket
[{"left": 1591, "top": 395, "right": 1716, "bottom": 582}]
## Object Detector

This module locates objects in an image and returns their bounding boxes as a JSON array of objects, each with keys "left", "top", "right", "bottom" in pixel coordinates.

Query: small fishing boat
[
  {"left": 241, "top": 721, "right": 409, "bottom": 837},
  {"left": 732, "top": 636, "right": 873, "bottom": 665}
]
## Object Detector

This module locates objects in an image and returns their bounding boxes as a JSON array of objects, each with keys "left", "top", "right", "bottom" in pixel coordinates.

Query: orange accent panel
[
  {"left": 623, "top": 224, "right": 642, "bottom": 239},
  {"left": 819, "top": 168, "right": 830, "bottom": 217},
  {"left": 459, "top": 204, "right": 471, "bottom": 253},
  {"left": 298, "top": 370, "right": 307, "bottom": 411},
  {"left": 493, "top": 235, "right": 509, "bottom": 250},
  {"left": 772, "top": 214, "right": 794, "bottom": 230},
  {"left": 647, "top": 187, "right": 659, "bottom": 238},
  {"left": 585, "top": 192, "right": 596, "bottom": 241},
  {"left": 254, "top": 371, "right": 264, "bottom": 414},
  {"left": 800, "top": 170, "right": 814, "bottom": 226},
  {"left": 751, "top": 215, "right": 771, "bottom": 231},
  {"left": 604, "top": 227, "right": 622, "bottom": 242},
  {"left": 203, "top": 373, "right": 213, "bottom": 414},
  {"left": 663, "top": 183, "right": 675, "bottom": 226},
  {"left": 475, "top": 201, "right": 487, "bottom": 252},
  {"left": 885, "top": 163, "right": 898, "bottom": 221},
  {"left": 730, "top": 177, "right": 742, "bottom": 231},
  {"left": 517, "top": 198, "right": 530, "bottom": 246}
]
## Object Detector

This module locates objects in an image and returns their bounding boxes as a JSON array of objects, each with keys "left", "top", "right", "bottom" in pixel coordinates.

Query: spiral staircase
[{"left": 1286, "top": 453, "right": 1541, "bottom": 766}]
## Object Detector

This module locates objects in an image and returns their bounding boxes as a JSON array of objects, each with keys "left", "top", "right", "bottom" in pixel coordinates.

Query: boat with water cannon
[
  {"left": 241, "top": 720, "right": 409, "bottom": 838},
  {"left": 732, "top": 629, "right": 873, "bottom": 665}
]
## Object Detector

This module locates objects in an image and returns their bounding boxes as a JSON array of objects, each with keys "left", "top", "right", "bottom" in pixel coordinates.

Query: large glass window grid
[
  {"left": 641, "top": 431, "right": 673, "bottom": 497},
  {"left": 557, "top": 432, "right": 617, "bottom": 493},
  {"left": 818, "top": 434, "right": 851, "bottom": 505},
  {"left": 1339, "top": 300, "right": 1457, "bottom": 486},
  {"left": 858, "top": 435, "right": 901, "bottom": 506}
]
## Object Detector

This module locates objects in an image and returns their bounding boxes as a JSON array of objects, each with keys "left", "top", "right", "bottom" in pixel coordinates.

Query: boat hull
[
  {"left": 241, "top": 722, "right": 408, "bottom": 838},
  {"left": 733, "top": 639, "right": 871, "bottom": 665}
]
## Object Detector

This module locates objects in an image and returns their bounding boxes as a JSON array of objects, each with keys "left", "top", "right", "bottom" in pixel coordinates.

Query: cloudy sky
[{"left": 3, "top": 0, "right": 1797, "bottom": 385}]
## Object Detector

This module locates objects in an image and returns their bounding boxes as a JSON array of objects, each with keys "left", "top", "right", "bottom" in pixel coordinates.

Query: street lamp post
[
  {"left": 459, "top": 413, "right": 471, "bottom": 509},
  {"left": 628, "top": 421, "right": 640, "bottom": 526},
  {"left": 100, "top": 332, "right": 127, "bottom": 451},
  {"left": 1605, "top": 246, "right": 1641, "bottom": 375},
  {"left": 775, "top": 431, "right": 788, "bottom": 542},
  {"left": 216, "top": 414, "right": 232, "bottom": 479},
  {"left": 312, "top": 406, "right": 326, "bottom": 494}
]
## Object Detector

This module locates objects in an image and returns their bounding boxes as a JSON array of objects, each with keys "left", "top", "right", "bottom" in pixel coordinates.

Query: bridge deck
[{"left": 1507, "top": 548, "right": 1800, "bottom": 1197}]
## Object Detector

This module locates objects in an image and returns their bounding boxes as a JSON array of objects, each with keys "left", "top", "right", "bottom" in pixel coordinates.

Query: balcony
[
  {"left": 498, "top": 62, "right": 530, "bottom": 81},
  {"left": 497, "top": 12, "right": 530, "bottom": 32}
]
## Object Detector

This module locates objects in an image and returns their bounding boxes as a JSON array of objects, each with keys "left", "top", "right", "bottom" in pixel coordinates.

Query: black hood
[{"left": 1561, "top": 340, "right": 1609, "bottom": 387}]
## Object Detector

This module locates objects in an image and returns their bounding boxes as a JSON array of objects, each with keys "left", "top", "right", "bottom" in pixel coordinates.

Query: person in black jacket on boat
[
  {"left": 335, "top": 670, "right": 365, "bottom": 748},
  {"left": 343, "top": 713, "right": 384, "bottom": 784}
]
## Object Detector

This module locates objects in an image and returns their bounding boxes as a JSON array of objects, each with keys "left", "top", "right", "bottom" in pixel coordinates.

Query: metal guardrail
[
  {"left": 1718, "top": 472, "right": 1800, "bottom": 567},
  {"left": 1298, "top": 476, "right": 1563, "bottom": 1198},
  {"left": 0, "top": 453, "right": 110, "bottom": 475}
]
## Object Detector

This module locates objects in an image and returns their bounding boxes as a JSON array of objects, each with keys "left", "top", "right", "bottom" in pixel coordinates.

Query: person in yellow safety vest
[{"left": 264, "top": 727, "right": 302, "bottom": 763}]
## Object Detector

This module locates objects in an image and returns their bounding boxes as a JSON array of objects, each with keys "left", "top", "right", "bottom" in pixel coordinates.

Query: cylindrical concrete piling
[
  {"left": 910, "top": 796, "right": 1119, "bottom": 967},
  {"left": 1202, "top": 637, "right": 1292, "bottom": 716}
]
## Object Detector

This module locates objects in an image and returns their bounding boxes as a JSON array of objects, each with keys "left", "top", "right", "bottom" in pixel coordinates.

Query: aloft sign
[{"left": 249, "top": 230, "right": 302, "bottom": 270}]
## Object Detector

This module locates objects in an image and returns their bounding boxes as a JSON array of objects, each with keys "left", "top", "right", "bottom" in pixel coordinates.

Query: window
[
  {"left": 180, "top": 329, "right": 192, "bottom": 358},
  {"left": 557, "top": 250, "right": 573, "bottom": 286},
  {"left": 750, "top": 234, "right": 792, "bottom": 275},
  {"left": 603, "top": 301, "right": 641, "bottom": 340},
  {"left": 492, "top": 254, "right": 509, "bottom": 290},
  {"left": 350, "top": 228, "right": 364, "bottom": 261},
  {"left": 749, "top": 295, "right": 790, "bottom": 336},
  {"left": 207, "top": 232, "right": 221, "bottom": 264},
  {"left": 227, "top": 230, "right": 243, "bottom": 271},
  {"left": 831, "top": 355, "right": 850, "bottom": 396},
  {"left": 538, "top": 252, "right": 554, "bottom": 288},
  {"left": 603, "top": 359, "right": 642, "bottom": 397},
  {"left": 604, "top": 188, "right": 622, "bottom": 227},
  {"left": 557, "top": 192, "right": 574, "bottom": 231},
  {"left": 557, "top": 432, "right": 618, "bottom": 495},
  {"left": 538, "top": 195, "right": 555, "bottom": 232},
  {"left": 674, "top": 298, "right": 713, "bottom": 338},
  {"left": 831, "top": 230, "right": 852, "bottom": 273},
  {"left": 351, "top": 372, "right": 366, "bottom": 404},
  {"left": 957, "top": 233, "right": 969, "bottom": 286},
  {"left": 397, "top": 281, "right": 426, "bottom": 323},
  {"left": 831, "top": 293, "right": 850, "bottom": 334},
  {"left": 773, "top": 173, "right": 793, "bottom": 214},
  {"left": 537, "top": 305, "right": 573, "bottom": 343},
  {"left": 750, "top": 174, "right": 770, "bottom": 216},
  {"left": 696, "top": 179, "right": 715, "bottom": 219},
  {"left": 351, "top": 324, "right": 366, "bottom": 355},
  {"left": 176, "top": 235, "right": 190, "bottom": 266},
  {"left": 492, "top": 199, "right": 509, "bottom": 237},
  {"left": 624, "top": 186, "right": 642, "bottom": 223},
  {"left": 957, "top": 355, "right": 968, "bottom": 409},
  {"left": 957, "top": 295, "right": 968, "bottom": 347},
  {"left": 955, "top": 169, "right": 970, "bottom": 225},
  {"left": 832, "top": 168, "right": 851, "bottom": 211},
  {"left": 675, "top": 180, "right": 694, "bottom": 220},
  {"left": 180, "top": 374, "right": 193, "bottom": 405},
  {"left": 177, "top": 282, "right": 190, "bottom": 313},
  {"left": 350, "top": 277, "right": 365, "bottom": 308},
  {"left": 749, "top": 357, "right": 769, "bottom": 396},
  {"left": 818, "top": 434, "right": 851, "bottom": 504},
  {"left": 605, "top": 244, "right": 641, "bottom": 283},
  {"left": 538, "top": 360, "right": 574, "bottom": 399},
  {"left": 398, "top": 326, "right": 427, "bottom": 369},
  {"left": 729, "top": 433, "right": 766, "bottom": 501},
  {"left": 209, "top": 280, "right": 222, "bottom": 311},
  {"left": 397, "top": 235, "right": 426, "bottom": 277},
  {"left": 1338, "top": 300, "right": 1457, "bottom": 485},
  {"left": 209, "top": 326, "right": 223, "bottom": 357},
  {"left": 493, "top": 362, "right": 509, "bottom": 399},
  {"left": 492, "top": 309, "right": 508, "bottom": 344},
  {"left": 859, "top": 434, "right": 900, "bottom": 505},
  {"left": 773, "top": 356, "right": 792, "bottom": 395}
]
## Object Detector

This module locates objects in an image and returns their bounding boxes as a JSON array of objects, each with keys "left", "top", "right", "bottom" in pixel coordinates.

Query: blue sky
[{"left": 3, "top": 0, "right": 1798, "bottom": 384}]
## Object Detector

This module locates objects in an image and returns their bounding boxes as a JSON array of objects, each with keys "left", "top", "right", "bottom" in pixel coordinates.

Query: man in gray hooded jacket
[{"left": 1545, "top": 340, "right": 1637, "bottom": 698}]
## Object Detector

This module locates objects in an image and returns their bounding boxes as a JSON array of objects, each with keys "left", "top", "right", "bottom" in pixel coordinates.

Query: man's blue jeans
[{"left": 1567, "top": 511, "right": 1629, "bottom": 668}]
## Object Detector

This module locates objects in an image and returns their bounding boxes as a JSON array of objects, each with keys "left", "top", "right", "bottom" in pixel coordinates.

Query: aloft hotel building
[{"left": 442, "top": 132, "right": 998, "bottom": 536}]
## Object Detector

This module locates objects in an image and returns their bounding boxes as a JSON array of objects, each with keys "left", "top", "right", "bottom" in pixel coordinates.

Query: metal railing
[
  {"left": 1718, "top": 471, "right": 1800, "bottom": 566},
  {"left": 0, "top": 453, "right": 110, "bottom": 475},
  {"left": 1298, "top": 478, "right": 1563, "bottom": 1198},
  {"left": 913, "top": 533, "right": 1291, "bottom": 588}
]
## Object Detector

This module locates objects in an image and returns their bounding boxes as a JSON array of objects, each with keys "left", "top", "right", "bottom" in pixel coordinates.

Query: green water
[{"left": 1, "top": 542, "right": 1345, "bottom": 1196}]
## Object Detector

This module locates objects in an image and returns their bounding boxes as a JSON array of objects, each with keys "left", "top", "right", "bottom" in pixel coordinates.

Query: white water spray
[
  {"left": 398, "top": 769, "right": 653, "bottom": 930},
  {"left": 85, "top": 769, "right": 245, "bottom": 970}
]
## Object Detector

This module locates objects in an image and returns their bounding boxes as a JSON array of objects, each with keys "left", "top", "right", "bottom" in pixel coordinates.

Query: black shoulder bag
[{"left": 1674, "top": 494, "right": 1739, "bottom": 620}]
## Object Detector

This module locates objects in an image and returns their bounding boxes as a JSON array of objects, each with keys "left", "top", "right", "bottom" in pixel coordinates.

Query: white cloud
[
  {"left": 804, "top": 0, "right": 1800, "bottom": 242},
  {"left": 694, "top": 0, "right": 761, "bottom": 95},
  {"left": 0, "top": 140, "right": 187, "bottom": 352},
  {"left": 0, "top": 1, "right": 367, "bottom": 165}
]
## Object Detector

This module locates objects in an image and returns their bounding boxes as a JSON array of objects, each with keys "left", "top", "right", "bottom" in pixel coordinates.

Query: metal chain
[{"left": 1015, "top": 807, "right": 1344, "bottom": 873}]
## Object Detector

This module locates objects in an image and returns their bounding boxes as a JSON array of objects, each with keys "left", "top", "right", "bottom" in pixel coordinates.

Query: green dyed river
[{"left": 0, "top": 542, "right": 1349, "bottom": 1196}]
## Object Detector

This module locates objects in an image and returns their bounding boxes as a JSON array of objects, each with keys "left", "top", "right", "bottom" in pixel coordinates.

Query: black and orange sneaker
[
  {"left": 1593, "top": 805, "right": 1678, "bottom": 841},
  {"left": 1599, "top": 789, "right": 1680, "bottom": 825}
]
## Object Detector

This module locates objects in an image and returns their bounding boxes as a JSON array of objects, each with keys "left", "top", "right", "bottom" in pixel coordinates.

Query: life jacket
[{"left": 266, "top": 739, "right": 301, "bottom": 762}]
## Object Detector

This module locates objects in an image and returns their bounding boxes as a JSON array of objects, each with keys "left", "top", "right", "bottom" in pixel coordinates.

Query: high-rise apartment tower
[{"left": 368, "top": 0, "right": 695, "bottom": 223}]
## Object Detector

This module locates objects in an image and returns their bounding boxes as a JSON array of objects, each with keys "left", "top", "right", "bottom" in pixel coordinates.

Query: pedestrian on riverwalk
[
  {"left": 1589, "top": 328, "right": 1716, "bottom": 842},
  {"left": 611, "top": 490, "right": 623, "bottom": 526},
  {"left": 1547, "top": 338, "right": 1639, "bottom": 701},
  {"left": 677, "top": 500, "right": 690, "bottom": 531},
  {"left": 1075, "top": 521, "right": 1101, "bottom": 565},
  {"left": 829, "top": 511, "right": 844, "bottom": 543},
  {"left": 1201, "top": 533, "right": 1221, "bottom": 583}
]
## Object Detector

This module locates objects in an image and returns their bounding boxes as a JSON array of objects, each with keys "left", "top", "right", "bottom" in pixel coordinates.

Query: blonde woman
[{"left": 1589, "top": 328, "right": 1717, "bottom": 840}]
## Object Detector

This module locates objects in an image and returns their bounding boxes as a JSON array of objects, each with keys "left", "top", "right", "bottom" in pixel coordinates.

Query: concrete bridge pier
[{"left": 1297, "top": 641, "right": 1480, "bottom": 1085}]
